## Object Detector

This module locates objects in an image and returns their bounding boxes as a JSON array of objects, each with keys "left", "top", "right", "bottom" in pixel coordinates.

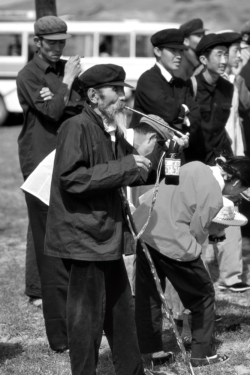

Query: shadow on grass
[{"left": 0, "top": 342, "right": 23, "bottom": 363}]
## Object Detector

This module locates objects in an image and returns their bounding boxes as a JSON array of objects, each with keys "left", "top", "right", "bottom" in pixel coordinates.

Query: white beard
[{"left": 101, "top": 107, "right": 128, "bottom": 136}]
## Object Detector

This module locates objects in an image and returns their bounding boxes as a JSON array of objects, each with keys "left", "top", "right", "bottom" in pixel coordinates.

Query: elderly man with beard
[{"left": 44, "top": 64, "right": 159, "bottom": 375}]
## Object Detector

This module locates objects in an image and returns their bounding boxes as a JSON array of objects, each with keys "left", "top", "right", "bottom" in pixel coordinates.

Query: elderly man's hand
[
  {"left": 40, "top": 87, "right": 54, "bottom": 101},
  {"left": 165, "top": 133, "right": 189, "bottom": 153},
  {"left": 133, "top": 155, "right": 152, "bottom": 174}
]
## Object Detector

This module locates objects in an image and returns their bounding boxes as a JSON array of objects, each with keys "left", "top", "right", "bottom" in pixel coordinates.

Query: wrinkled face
[
  {"left": 95, "top": 86, "right": 126, "bottom": 119},
  {"left": 186, "top": 32, "right": 205, "bottom": 50},
  {"left": 155, "top": 47, "right": 183, "bottom": 71},
  {"left": 228, "top": 42, "right": 241, "bottom": 68},
  {"left": 35, "top": 37, "right": 66, "bottom": 64},
  {"left": 200, "top": 45, "right": 229, "bottom": 75}
]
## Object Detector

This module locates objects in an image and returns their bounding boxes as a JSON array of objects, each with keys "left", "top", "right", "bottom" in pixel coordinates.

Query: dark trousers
[
  {"left": 25, "top": 221, "right": 41, "bottom": 298},
  {"left": 135, "top": 242, "right": 215, "bottom": 359},
  {"left": 25, "top": 192, "right": 69, "bottom": 351},
  {"left": 67, "top": 258, "right": 144, "bottom": 375}
]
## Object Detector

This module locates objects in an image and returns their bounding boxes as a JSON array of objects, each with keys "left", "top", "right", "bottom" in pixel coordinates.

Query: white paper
[{"left": 21, "top": 150, "right": 55, "bottom": 206}]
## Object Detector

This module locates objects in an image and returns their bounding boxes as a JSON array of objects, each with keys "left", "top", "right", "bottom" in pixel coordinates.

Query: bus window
[
  {"left": 99, "top": 35, "right": 130, "bottom": 57},
  {"left": 135, "top": 35, "right": 154, "bottom": 57},
  {"left": 0, "top": 34, "right": 22, "bottom": 56},
  {"left": 63, "top": 34, "right": 94, "bottom": 57}
]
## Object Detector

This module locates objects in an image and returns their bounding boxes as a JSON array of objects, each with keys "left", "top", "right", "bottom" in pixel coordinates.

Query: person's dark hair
[
  {"left": 134, "top": 123, "right": 163, "bottom": 139},
  {"left": 217, "top": 156, "right": 250, "bottom": 187},
  {"left": 199, "top": 48, "right": 213, "bottom": 60},
  {"left": 154, "top": 47, "right": 163, "bottom": 59}
]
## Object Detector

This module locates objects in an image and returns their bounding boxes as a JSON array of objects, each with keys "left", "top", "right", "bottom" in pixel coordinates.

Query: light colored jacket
[{"left": 133, "top": 161, "right": 223, "bottom": 261}]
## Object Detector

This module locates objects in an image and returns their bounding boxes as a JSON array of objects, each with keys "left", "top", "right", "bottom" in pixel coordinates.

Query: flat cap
[
  {"left": 219, "top": 32, "right": 242, "bottom": 45},
  {"left": 135, "top": 115, "right": 173, "bottom": 140},
  {"left": 34, "top": 16, "right": 70, "bottom": 40},
  {"left": 196, "top": 33, "right": 229, "bottom": 57},
  {"left": 79, "top": 64, "right": 133, "bottom": 89},
  {"left": 151, "top": 28, "right": 186, "bottom": 50},
  {"left": 241, "top": 21, "right": 250, "bottom": 44},
  {"left": 180, "top": 18, "right": 206, "bottom": 37}
]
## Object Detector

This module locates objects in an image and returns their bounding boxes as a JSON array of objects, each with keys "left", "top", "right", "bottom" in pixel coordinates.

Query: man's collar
[
  {"left": 199, "top": 71, "right": 217, "bottom": 93},
  {"left": 33, "top": 52, "right": 64, "bottom": 73},
  {"left": 155, "top": 62, "right": 173, "bottom": 83}
]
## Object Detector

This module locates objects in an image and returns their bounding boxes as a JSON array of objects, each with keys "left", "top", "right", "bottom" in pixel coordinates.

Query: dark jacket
[
  {"left": 187, "top": 72, "right": 234, "bottom": 165},
  {"left": 17, "top": 53, "right": 84, "bottom": 177},
  {"left": 240, "top": 60, "right": 250, "bottom": 157},
  {"left": 129, "top": 64, "right": 200, "bottom": 161},
  {"left": 44, "top": 103, "right": 142, "bottom": 261}
]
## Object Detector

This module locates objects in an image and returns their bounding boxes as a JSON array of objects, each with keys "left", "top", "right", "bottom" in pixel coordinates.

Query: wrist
[{"left": 62, "top": 75, "right": 75, "bottom": 87}]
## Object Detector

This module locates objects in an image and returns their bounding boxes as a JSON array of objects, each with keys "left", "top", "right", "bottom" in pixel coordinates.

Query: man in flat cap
[
  {"left": 239, "top": 21, "right": 250, "bottom": 239},
  {"left": 240, "top": 21, "right": 250, "bottom": 158},
  {"left": 186, "top": 34, "right": 234, "bottom": 163},
  {"left": 17, "top": 15, "right": 84, "bottom": 352},
  {"left": 44, "top": 63, "right": 165, "bottom": 375},
  {"left": 129, "top": 28, "right": 200, "bottom": 163},
  {"left": 209, "top": 31, "right": 250, "bottom": 294},
  {"left": 175, "top": 18, "right": 206, "bottom": 80}
]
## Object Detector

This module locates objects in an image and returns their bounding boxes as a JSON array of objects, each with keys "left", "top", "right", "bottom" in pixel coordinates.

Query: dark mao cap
[
  {"left": 34, "top": 16, "right": 71, "bottom": 40},
  {"left": 180, "top": 18, "right": 206, "bottom": 37},
  {"left": 151, "top": 28, "right": 186, "bottom": 50},
  {"left": 219, "top": 32, "right": 242, "bottom": 45},
  {"left": 196, "top": 33, "right": 229, "bottom": 57},
  {"left": 79, "top": 64, "right": 133, "bottom": 89}
]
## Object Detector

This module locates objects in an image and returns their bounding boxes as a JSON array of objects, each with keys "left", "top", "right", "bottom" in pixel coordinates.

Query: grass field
[{"left": 1, "top": 126, "right": 250, "bottom": 375}]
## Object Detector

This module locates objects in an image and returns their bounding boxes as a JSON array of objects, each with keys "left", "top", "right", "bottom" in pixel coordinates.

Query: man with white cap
[{"left": 17, "top": 15, "right": 84, "bottom": 352}]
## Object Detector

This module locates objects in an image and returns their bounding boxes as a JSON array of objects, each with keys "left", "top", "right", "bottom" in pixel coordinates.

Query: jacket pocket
[{"left": 214, "top": 102, "right": 231, "bottom": 123}]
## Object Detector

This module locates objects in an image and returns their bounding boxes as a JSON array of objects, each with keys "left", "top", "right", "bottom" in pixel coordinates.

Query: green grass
[{"left": 1, "top": 126, "right": 250, "bottom": 375}]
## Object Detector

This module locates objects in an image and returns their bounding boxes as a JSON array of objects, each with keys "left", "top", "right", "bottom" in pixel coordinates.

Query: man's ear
[
  {"left": 87, "top": 88, "right": 99, "bottom": 104},
  {"left": 232, "top": 179, "right": 240, "bottom": 187},
  {"left": 148, "top": 133, "right": 157, "bottom": 143},
  {"left": 34, "top": 36, "right": 41, "bottom": 48},
  {"left": 199, "top": 54, "right": 207, "bottom": 65},
  {"left": 154, "top": 47, "right": 162, "bottom": 58},
  {"left": 184, "top": 37, "right": 190, "bottom": 47}
]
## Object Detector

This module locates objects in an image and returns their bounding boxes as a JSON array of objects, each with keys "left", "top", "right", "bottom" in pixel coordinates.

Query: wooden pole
[{"left": 35, "top": 0, "right": 57, "bottom": 19}]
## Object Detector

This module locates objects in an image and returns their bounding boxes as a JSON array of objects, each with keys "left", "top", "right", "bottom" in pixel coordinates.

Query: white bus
[{"left": 0, "top": 20, "right": 178, "bottom": 123}]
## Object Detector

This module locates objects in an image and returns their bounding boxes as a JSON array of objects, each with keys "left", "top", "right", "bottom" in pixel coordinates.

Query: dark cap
[
  {"left": 180, "top": 18, "right": 206, "bottom": 37},
  {"left": 151, "top": 28, "right": 186, "bottom": 50},
  {"left": 79, "top": 64, "right": 133, "bottom": 89},
  {"left": 34, "top": 16, "right": 71, "bottom": 40},
  {"left": 196, "top": 33, "right": 229, "bottom": 57},
  {"left": 135, "top": 115, "right": 174, "bottom": 140},
  {"left": 219, "top": 32, "right": 242, "bottom": 45}
]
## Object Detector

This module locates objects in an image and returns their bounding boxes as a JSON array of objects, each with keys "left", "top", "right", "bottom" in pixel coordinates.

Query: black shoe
[
  {"left": 191, "top": 354, "right": 229, "bottom": 367},
  {"left": 229, "top": 282, "right": 250, "bottom": 292},
  {"left": 218, "top": 282, "right": 250, "bottom": 292},
  {"left": 151, "top": 351, "right": 174, "bottom": 366}
]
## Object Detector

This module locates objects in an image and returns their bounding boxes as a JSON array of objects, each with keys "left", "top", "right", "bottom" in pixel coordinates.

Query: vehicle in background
[{"left": 0, "top": 20, "right": 178, "bottom": 125}]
